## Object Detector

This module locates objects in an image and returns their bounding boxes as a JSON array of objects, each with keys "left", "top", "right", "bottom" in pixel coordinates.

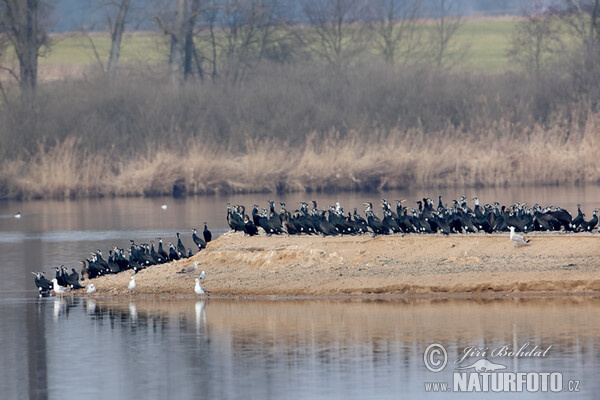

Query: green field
[{"left": 39, "top": 18, "right": 517, "bottom": 74}]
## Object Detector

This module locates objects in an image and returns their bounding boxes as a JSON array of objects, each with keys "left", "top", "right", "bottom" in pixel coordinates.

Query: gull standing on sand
[
  {"left": 128, "top": 276, "right": 136, "bottom": 291},
  {"left": 86, "top": 284, "right": 97, "bottom": 294},
  {"left": 509, "top": 226, "right": 530, "bottom": 244},
  {"left": 198, "top": 270, "right": 205, "bottom": 280},
  {"left": 51, "top": 278, "right": 70, "bottom": 295},
  {"left": 194, "top": 278, "right": 209, "bottom": 295},
  {"left": 178, "top": 261, "right": 200, "bottom": 274}
]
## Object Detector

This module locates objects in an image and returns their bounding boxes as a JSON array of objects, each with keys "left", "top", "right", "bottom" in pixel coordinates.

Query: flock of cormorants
[
  {"left": 227, "top": 198, "right": 599, "bottom": 237},
  {"left": 33, "top": 224, "right": 212, "bottom": 296},
  {"left": 33, "top": 195, "right": 599, "bottom": 296}
]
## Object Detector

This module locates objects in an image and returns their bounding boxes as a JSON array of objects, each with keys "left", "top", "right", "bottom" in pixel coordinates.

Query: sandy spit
[{"left": 73, "top": 231, "right": 600, "bottom": 298}]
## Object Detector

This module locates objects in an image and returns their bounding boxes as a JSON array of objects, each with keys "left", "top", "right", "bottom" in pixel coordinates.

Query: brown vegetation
[{"left": 1, "top": 111, "right": 598, "bottom": 200}]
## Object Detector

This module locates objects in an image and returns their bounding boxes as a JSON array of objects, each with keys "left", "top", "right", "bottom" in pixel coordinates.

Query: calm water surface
[{"left": 0, "top": 187, "right": 599, "bottom": 399}]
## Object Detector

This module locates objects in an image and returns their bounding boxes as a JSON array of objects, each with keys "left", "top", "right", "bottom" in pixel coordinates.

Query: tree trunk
[
  {"left": 184, "top": 0, "right": 203, "bottom": 80},
  {"left": 20, "top": 0, "right": 40, "bottom": 103},
  {"left": 169, "top": 0, "right": 187, "bottom": 87},
  {"left": 107, "top": 0, "right": 130, "bottom": 76}
]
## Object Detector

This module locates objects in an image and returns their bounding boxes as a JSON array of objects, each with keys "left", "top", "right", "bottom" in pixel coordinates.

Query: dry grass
[{"left": 1, "top": 114, "right": 599, "bottom": 200}]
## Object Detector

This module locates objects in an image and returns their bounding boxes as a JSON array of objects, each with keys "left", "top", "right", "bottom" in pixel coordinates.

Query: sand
[{"left": 71, "top": 231, "right": 600, "bottom": 298}]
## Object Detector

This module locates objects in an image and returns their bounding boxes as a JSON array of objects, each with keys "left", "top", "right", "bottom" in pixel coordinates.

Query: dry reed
[{"left": 1, "top": 114, "right": 598, "bottom": 200}]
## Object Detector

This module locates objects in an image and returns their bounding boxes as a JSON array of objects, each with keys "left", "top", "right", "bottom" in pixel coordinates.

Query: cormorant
[
  {"left": 176, "top": 233, "right": 187, "bottom": 258},
  {"left": 203, "top": 222, "right": 212, "bottom": 243},
  {"left": 150, "top": 242, "right": 164, "bottom": 264},
  {"left": 169, "top": 243, "right": 180, "bottom": 261},
  {"left": 55, "top": 266, "right": 68, "bottom": 287},
  {"left": 583, "top": 209, "right": 598, "bottom": 231},
  {"left": 192, "top": 229, "right": 207, "bottom": 250},
  {"left": 157, "top": 238, "right": 169, "bottom": 261},
  {"left": 32, "top": 272, "right": 52, "bottom": 294},
  {"left": 107, "top": 251, "right": 121, "bottom": 273},
  {"left": 243, "top": 215, "right": 259, "bottom": 236},
  {"left": 66, "top": 268, "right": 83, "bottom": 289}
]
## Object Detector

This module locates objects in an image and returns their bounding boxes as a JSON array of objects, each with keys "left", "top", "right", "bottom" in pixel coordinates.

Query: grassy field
[{"left": 35, "top": 17, "right": 517, "bottom": 75}]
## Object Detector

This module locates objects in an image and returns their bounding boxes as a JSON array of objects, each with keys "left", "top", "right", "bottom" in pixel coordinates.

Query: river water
[{"left": 0, "top": 187, "right": 599, "bottom": 399}]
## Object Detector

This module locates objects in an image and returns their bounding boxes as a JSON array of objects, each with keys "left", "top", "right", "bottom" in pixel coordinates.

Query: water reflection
[{"left": 1, "top": 296, "right": 598, "bottom": 399}]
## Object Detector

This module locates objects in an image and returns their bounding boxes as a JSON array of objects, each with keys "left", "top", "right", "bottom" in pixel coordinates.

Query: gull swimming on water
[
  {"left": 194, "top": 278, "right": 209, "bottom": 295},
  {"left": 161, "top": 205, "right": 168, "bottom": 210},
  {"left": 14, "top": 212, "right": 21, "bottom": 219},
  {"left": 509, "top": 226, "right": 530, "bottom": 244},
  {"left": 128, "top": 276, "right": 136, "bottom": 291},
  {"left": 86, "top": 284, "right": 97, "bottom": 294}
]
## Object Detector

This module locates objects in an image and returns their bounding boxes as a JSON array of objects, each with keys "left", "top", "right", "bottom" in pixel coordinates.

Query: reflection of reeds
[{"left": 1, "top": 115, "right": 599, "bottom": 200}]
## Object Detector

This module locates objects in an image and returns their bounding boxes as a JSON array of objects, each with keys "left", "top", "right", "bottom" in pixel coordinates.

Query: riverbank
[{"left": 74, "top": 232, "right": 600, "bottom": 298}]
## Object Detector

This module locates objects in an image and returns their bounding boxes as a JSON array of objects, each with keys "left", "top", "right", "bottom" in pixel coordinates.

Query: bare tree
[
  {"left": 369, "top": 0, "right": 423, "bottom": 67},
  {"left": 0, "top": 22, "right": 9, "bottom": 104},
  {"left": 216, "top": 0, "right": 289, "bottom": 81},
  {"left": 107, "top": 0, "right": 131, "bottom": 76},
  {"left": 427, "top": 0, "right": 466, "bottom": 68},
  {"left": 0, "top": 0, "right": 51, "bottom": 102},
  {"left": 508, "top": 1, "right": 562, "bottom": 80},
  {"left": 550, "top": 0, "right": 600, "bottom": 111},
  {"left": 554, "top": 0, "right": 600, "bottom": 45},
  {"left": 158, "top": 0, "right": 216, "bottom": 86},
  {"left": 301, "top": 0, "right": 371, "bottom": 67}
]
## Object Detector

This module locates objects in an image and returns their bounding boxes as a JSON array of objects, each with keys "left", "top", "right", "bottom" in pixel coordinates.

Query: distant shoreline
[{"left": 69, "top": 232, "right": 600, "bottom": 298}]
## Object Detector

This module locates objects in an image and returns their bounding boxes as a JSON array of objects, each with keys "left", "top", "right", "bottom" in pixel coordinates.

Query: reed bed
[{"left": 1, "top": 114, "right": 598, "bottom": 200}]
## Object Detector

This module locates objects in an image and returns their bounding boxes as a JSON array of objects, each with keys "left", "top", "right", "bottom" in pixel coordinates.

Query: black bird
[
  {"left": 583, "top": 209, "right": 598, "bottom": 232},
  {"left": 192, "top": 229, "right": 207, "bottom": 250},
  {"left": 106, "top": 251, "right": 121, "bottom": 273},
  {"left": 549, "top": 207, "right": 573, "bottom": 231},
  {"left": 114, "top": 248, "right": 130, "bottom": 271},
  {"left": 227, "top": 204, "right": 245, "bottom": 232},
  {"left": 66, "top": 268, "right": 83, "bottom": 289},
  {"left": 32, "top": 272, "right": 52, "bottom": 294},
  {"left": 95, "top": 250, "right": 110, "bottom": 272},
  {"left": 150, "top": 241, "right": 164, "bottom": 264},
  {"left": 128, "top": 251, "right": 144, "bottom": 273},
  {"left": 157, "top": 238, "right": 169, "bottom": 261},
  {"left": 364, "top": 203, "right": 389, "bottom": 235},
  {"left": 243, "top": 215, "right": 259, "bottom": 236},
  {"left": 169, "top": 243, "right": 180, "bottom": 261},
  {"left": 55, "top": 266, "right": 68, "bottom": 287},
  {"left": 281, "top": 209, "right": 299, "bottom": 234},
  {"left": 203, "top": 222, "right": 212, "bottom": 243},
  {"left": 176, "top": 233, "right": 187, "bottom": 258},
  {"left": 352, "top": 208, "right": 369, "bottom": 233},
  {"left": 571, "top": 204, "right": 585, "bottom": 231},
  {"left": 316, "top": 211, "right": 338, "bottom": 236},
  {"left": 138, "top": 244, "right": 157, "bottom": 266}
]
